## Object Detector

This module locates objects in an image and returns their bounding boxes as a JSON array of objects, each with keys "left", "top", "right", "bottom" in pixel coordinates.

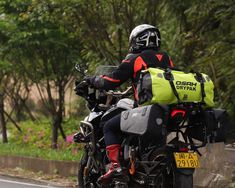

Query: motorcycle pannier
[
  {"left": 137, "top": 68, "right": 214, "bottom": 107},
  {"left": 186, "top": 109, "right": 228, "bottom": 142},
  {"left": 120, "top": 104, "right": 167, "bottom": 139}
]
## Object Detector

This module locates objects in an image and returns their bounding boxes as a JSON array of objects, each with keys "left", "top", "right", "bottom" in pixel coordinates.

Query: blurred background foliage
[{"left": 0, "top": 0, "right": 234, "bottom": 148}]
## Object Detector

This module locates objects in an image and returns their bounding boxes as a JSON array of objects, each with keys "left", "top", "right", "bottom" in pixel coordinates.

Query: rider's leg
[
  {"left": 98, "top": 114, "right": 128, "bottom": 184},
  {"left": 103, "top": 114, "right": 123, "bottom": 146}
]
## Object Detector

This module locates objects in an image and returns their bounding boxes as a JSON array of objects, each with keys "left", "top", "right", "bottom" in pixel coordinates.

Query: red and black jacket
[{"left": 91, "top": 49, "right": 174, "bottom": 99}]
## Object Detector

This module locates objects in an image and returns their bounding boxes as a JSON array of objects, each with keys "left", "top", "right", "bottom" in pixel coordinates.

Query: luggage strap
[
  {"left": 164, "top": 69, "right": 181, "bottom": 103},
  {"left": 190, "top": 70, "right": 206, "bottom": 104}
]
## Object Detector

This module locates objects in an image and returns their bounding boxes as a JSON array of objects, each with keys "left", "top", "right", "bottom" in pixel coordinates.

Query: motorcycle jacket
[{"left": 90, "top": 49, "right": 174, "bottom": 100}]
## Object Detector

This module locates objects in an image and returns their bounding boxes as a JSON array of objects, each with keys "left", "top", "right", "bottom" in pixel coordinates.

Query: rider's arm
[{"left": 89, "top": 55, "right": 135, "bottom": 90}]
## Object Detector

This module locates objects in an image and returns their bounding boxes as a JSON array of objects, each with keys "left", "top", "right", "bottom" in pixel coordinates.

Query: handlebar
[
  {"left": 75, "top": 80, "right": 133, "bottom": 111},
  {"left": 76, "top": 80, "right": 132, "bottom": 98},
  {"left": 98, "top": 86, "right": 133, "bottom": 110},
  {"left": 103, "top": 86, "right": 133, "bottom": 98}
]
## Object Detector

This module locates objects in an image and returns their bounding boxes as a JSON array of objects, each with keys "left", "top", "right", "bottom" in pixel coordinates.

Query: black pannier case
[
  {"left": 120, "top": 104, "right": 167, "bottom": 143},
  {"left": 186, "top": 109, "right": 227, "bottom": 142}
]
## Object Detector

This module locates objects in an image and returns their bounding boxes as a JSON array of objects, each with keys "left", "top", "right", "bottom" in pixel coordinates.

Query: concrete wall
[
  {"left": 0, "top": 155, "right": 78, "bottom": 177},
  {"left": 194, "top": 142, "right": 235, "bottom": 188}
]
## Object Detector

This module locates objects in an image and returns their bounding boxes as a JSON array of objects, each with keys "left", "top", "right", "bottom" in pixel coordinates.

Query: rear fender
[{"left": 175, "top": 168, "right": 195, "bottom": 175}]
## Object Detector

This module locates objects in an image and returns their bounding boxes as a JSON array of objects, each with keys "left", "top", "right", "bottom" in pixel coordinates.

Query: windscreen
[{"left": 95, "top": 65, "right": 117, "bottom": 76}]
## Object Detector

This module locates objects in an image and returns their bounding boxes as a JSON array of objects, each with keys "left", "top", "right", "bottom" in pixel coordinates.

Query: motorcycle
[{"left": 73, "top": 65, "right": 227, "bottom": 188}]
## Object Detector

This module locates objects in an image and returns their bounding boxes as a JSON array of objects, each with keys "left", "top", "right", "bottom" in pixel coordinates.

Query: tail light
[
  {"left": 179, "top": 147, "right": 189, "bottom": 152},
  {"left": 171, "top": 109, "right": 186, "bottom": 118}
]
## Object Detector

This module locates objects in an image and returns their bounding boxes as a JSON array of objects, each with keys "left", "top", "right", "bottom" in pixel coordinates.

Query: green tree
[
  {"left": 0, "top": 0, "right": 83, "bottom": 148},
  {"left": 164, "top": 0, "right": 235, "bottom": 116}
]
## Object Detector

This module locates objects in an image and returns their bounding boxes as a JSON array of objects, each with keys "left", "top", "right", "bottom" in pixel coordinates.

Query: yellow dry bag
[{"left": 137, "top": 68, "right": 214, "bottom": 107}]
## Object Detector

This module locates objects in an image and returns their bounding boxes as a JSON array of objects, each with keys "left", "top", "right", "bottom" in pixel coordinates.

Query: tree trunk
[
  {"left": 58, "top": 82, "right": 66, "bottom": 140},
  {"left": 58, "top": 117, "right": 66, "bottom": 140},
  {"left": 51, "top": 81, "right": 66, "bottom": 148},
  {"left": 4, "top": 111, "right": 22, "bottom": 132},
  {"left": 22, "top": 101, "right": 37, "bottom": 121},
  {"left": 51, "top": 111, "right": 65, "bottom": 149},
  {"left": 0, "top": 93, "right": 7, "bottom": 143},
  {"left": 51, "top": 115, "right": 59, "bottom": 149},
  {"left": 15, "top": 99, "right": 23, "bottom": 121}
]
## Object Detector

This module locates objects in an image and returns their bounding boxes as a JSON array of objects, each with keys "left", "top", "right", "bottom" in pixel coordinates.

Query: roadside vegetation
[
  {"left": 0, "top": 118, "right": 84, "bottom": 161},
  {"left": 0, "top": 142, "right": 83, "bottom": 161}
]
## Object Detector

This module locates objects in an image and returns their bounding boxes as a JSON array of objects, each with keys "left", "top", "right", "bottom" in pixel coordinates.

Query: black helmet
[{"left": 129, "top": 24, "right": 161, "bottom": 53}]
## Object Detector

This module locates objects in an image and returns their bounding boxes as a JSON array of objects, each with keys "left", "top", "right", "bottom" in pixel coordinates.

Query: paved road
[{"left": 0, "top": 175, "right": 62, "bottom": 188}]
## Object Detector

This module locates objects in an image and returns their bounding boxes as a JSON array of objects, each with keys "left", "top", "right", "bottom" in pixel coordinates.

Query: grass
[
  {"left": 0, "top": 117, "right": 85, "bottom": 161},
  {"left": 0, "top": 142, "right": 83, "bottom": 161}
]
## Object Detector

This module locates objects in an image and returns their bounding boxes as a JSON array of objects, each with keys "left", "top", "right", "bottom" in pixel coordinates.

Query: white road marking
[{"left": 0, "top": 178, "right": 58, "bottom": 188}]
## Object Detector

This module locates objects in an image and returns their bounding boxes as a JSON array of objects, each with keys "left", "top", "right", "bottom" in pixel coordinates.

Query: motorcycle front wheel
[
  {"left": 77, "top": 152, "right": 101, "bottom": 188},
  {"left": 77, "top": 152, "right": 88, "bottom": 188}
]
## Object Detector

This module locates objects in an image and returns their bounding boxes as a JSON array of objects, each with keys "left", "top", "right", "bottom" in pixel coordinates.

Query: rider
[{"left": 83, "top": 24, "right": 174, "bottom": 184}]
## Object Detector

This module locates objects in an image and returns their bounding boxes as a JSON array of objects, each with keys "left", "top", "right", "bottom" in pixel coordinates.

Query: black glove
[
  {"left": 74, "top": 80, "right": 88, "bottom": 96},
  {"left": 84, "top": 76, "right": 96, "bottom": 86},
  {"left": 74, "top": 76, "right": 96, "bottom": 96}
]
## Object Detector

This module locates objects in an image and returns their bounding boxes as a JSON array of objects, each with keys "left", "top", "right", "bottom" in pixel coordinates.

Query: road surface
[{"left": 0, "top": 175, "right": 63, "bottom": 188}]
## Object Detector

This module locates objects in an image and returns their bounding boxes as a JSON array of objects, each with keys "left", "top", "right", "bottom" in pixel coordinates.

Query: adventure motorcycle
[{"left": 73, "top": 66, "right": 227, "bottom": 188}]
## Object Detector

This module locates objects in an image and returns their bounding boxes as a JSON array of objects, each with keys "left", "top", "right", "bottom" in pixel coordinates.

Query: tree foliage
[
  {"left": 0, "top": 0, "right": 83, "bottom": 147},
  {"left": 165, "top": 0, "right": 235, "bottom": 115}
]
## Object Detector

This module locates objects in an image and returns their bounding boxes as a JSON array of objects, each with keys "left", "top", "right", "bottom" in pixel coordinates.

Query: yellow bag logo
[{"left": 175, "top": 81, "right": 197, "bottom": 91}]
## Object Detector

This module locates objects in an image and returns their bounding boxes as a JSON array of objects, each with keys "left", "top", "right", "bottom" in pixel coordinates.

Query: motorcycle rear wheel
[
  {"left": 150, "top": 149, "right": 193, "bottom": 188},
  {"left": 165, "top": 168, "right": 193, "bottom": 188},
  {"left": 174, "top": 171, "right": 193, "bottom": 188}
]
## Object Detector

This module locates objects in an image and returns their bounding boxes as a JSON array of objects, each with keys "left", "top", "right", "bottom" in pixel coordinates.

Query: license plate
[{"left": 174, "top": 152, "right": 200, "bottom": 168}]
